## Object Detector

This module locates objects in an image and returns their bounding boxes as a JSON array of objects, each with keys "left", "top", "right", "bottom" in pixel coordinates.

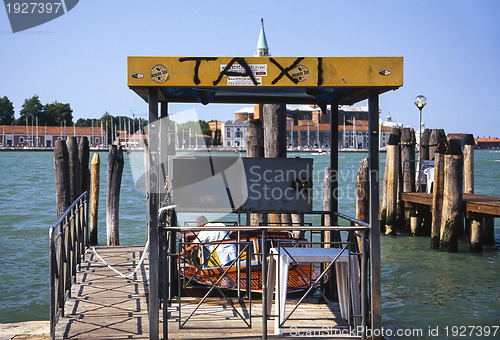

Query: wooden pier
[
  {"left": 55, "top": 246, "right": 355, "bottom": 339},
  {"left": 401, "top": 192, "right": 500, "bottom": 217}
]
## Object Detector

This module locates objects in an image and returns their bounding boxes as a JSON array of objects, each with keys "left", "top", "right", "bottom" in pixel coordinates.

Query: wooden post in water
[
  {"left": 79, "top": 137, "right": 90, "bottom": 196},
  {"left": 356, "top": 158, "right": 369, "bottom": 223},
  {"left": 379, "top": 156, "right": 388, "bottom": 233},
  {"left": 67, "top": 136, "right": 81, "bottom": 202},
  {"left": 90, "top": 153, "right": 100, "bottom": 245},
  {"left": 464, "top": 134, "right": 475, "bottom": 239},
  {"left": 470, "top": 215, "right": 483, "bottom": 252},
  {"left": 54, "top": 140, "right": 71, "bottom": 217},
  {"left": 420, "top": 128, "right": 430, "bottom": 162},
  {"left": 400, "top": 128, "right": 415, "bottom": 230},
  {"left": 384, "top": 132, "right": 400, "bottom": 235},
  {"left": 431, "top": 139, "right": 447, "bottom": 249},
  {"left": 323, "top": 166, "right": 331, "bottom": 228},
  {"left": 439, "top": 139, "right": 463, "bottom": 252},
  {"left": 106, "top": 145, "right": 124, "bottom": 246},
  {"left": 429, "top": 129, "right": 445, "bottom": 161},
  {"left": 263, "top": 103, "right": 287, "bottom": 226},
  {"left": 246, "top": 119, "right": 267, "bottom": 226},
  {"left": 483, "top": 216, "right": 495, "bottom": 245},
  {"left": 464, "top": 134, "right": 474, "bottom": 194}
]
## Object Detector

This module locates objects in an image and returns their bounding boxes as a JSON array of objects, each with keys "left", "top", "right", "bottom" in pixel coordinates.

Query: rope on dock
[{"left": 85, "top": 239, "right": 150, "bottom": 279}]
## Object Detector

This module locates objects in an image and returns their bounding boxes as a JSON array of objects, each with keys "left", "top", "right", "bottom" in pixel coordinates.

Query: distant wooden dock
[
  {"left": 401, "top": 192, "right": 500, "bottom": 217},
  {"left": 55, "top": 246, "right": 354, "bottom": 339}
]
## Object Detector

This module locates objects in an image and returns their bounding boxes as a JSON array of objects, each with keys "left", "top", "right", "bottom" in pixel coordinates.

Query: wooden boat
[{"left": 178, "top": 229, "right": 321, "bottom": 294}]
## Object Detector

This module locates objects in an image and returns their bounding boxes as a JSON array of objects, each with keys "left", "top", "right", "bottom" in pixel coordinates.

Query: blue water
[{"left": 0, "top": 150, "right": 498, "bottom": 339}]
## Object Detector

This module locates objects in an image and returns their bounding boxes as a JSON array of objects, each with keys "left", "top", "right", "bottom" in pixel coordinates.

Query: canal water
[{"left": 0, "top": 150, "right": 498, "bottom": 339}]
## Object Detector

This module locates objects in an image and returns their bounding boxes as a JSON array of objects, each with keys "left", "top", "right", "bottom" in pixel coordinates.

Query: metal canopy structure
[{"left": 127, "top": 55, "right": 403, "bottom": 340}]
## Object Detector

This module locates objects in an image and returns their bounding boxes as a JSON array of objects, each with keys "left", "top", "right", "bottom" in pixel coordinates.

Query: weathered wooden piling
[
  {"left": 356, "top": 158, "right": 370, "bottom": 223},
  {"left": 428, "top": 129, "right": 445, "bottom": 161},
  {"left": 400, "top": 128, "right": 415, "bottom": 231},
  {"left": 379, "top": 156, "right": 388, "bottom": 233},
  {"left": 90, "top": 153, "right": 100, "bottom": 245},
  {"left": 420, "top": 128, "right": 430, "bottom": 162},
  {"left": 106, "top": 145, "right": 124, "bottom": 246},
  {"left": 470, "top": 215, "right": 483, "bottom": 252},
  {"left": 463, "top": 134, "right": 475, "bottom": 238},
  {"left": 263, "top": 103, "right": 287, "bottom": 225},
  {"left": 78, "top": 137, "right": 90, "bottom": 196},
  {"left": 323, "top": 166, "right": 331, "bottom": 231},
  {"left": 54, "top": 140, "right": 71, "bottom": 217},
  {"left": 356, "top": 157, "right": 369, "bottom": 252},
  {"left": 464, "top": 134, "right": 474, "bottom": 194},
  {"left": 392, "top": 128, "right": 405, "bottom": 231},
  {"left": 246, "top": 119, "right": 267, "bottom": 226},
  {"left": 67, "top": 136, "right": 81, "bottom": 202},
  {"left": 439, "top": 139, "right": 463, "bottom": 252},
  {"left": 483, "top": 216, "right": 495, "bottom": 246},
  {"left": 384, "top": 132, "right": 400, "bottom": 235},
  {"left": 430, "top": 139, "right": 447, "bottom": 249}
]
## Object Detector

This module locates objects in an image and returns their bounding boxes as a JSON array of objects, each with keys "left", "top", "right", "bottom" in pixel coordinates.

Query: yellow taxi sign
[{"left": 128, "top": 56, "right": 403, "bottom": 88}]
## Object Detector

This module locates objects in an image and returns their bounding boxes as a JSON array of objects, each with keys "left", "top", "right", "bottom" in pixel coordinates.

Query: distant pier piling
[
  {"left": 464, "top": 134, "right": 474, "bottom": 195},
  {"left": 430, "top": 139, "right": 447, "bottom": 249},
  {"left": 400, "top": 128, "right": 415, "bottom": 230},
  {"left": 429, "top": 129, "right": 445, "bottom": 161},
  {"left": 106, "top": 145, "right": 124, "bottom": 246},
  {"left": 384, "top": 132, "right": 400, "bottom": 235},
  {"left": 395, "top": 129, "right": 497, "bottom": 252}
]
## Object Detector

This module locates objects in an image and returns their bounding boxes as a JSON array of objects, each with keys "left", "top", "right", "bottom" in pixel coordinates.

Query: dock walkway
[
  {"left": 55, "top": 246, "right": 353, "bottom": 339},
  {"left": 401, "top": 192, "right": 500, "bottom": 217}
]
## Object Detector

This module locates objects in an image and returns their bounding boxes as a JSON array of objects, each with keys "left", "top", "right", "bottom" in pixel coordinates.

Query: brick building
[{"left": 0, "top": 125, "right": 106, "bottom": 148}]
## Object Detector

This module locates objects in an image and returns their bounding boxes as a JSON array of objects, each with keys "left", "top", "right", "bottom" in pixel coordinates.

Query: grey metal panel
[
  {"left": 241, "top": 158, "right": 313, "bottom": 212},
  {"left": 170, "top": 157, "right": 313, "bottom": 213}
]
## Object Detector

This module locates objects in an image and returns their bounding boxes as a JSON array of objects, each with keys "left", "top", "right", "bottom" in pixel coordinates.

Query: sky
[{"left": 1, "top": 0, "right": 499, "bottom": 137}]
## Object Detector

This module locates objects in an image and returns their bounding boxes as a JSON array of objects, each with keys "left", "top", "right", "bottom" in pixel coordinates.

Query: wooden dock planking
[
  {"left": 56, "top": 246, "right": 356, "bottom": 339},
  {"left": 401, "top": 192, "right": 500, "bottom": 217},
  {"left": 165, "top": 298, "right": 350, "bottom": 339},
  {"left": 55, "top": 246, "right": 150, "bottom": 339}
]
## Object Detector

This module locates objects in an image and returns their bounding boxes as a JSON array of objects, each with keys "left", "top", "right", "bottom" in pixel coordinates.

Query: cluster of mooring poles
[
  {"left": 379, "top": 128, "right": 495, "bottom": 252},
  {"left": 54, "top": 139, "right": 124, "bottom": 246}
]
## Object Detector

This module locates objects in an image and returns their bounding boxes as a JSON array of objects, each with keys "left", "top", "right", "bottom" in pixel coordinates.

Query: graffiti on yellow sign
[{"left": 128, "top": 56, "right": 403, "bottom": 88}]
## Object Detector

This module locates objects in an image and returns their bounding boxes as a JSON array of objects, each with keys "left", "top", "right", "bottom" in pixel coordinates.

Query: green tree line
[{"left": 0, "top": 95, "right": 73, "bottom": 126}]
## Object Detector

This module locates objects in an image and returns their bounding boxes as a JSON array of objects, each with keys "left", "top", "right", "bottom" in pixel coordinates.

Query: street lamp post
[{"left": 414, "top": 95, "right": 427, "bottom": 192}]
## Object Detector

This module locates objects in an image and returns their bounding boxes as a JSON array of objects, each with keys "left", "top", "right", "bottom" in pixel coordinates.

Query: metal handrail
[
  {"left": 158, "top": 208, "right": 370, "bottom": 340},
  {"left": 49, "top": 192, "right": 89, "bottom": 340}
]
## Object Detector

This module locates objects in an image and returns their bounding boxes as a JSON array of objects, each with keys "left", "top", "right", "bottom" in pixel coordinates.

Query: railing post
[
  {"left": 261, "top": 228, "right": 268, "bottom": 339},
  {"left": 49, "top": 230, "right": 56, "bottom": 340},
  {"left": 360, "top": 228, "right": 367, "bottom": 340}
]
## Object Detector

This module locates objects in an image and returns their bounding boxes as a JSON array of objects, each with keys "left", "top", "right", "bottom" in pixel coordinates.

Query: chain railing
[{"left": 49, "top": 192, "right": 89, "bottom": 340}]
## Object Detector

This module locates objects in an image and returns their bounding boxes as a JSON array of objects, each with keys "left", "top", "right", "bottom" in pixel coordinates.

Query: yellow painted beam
[{"left": 128, "top": 56, "right": 403, "bottom": 88}]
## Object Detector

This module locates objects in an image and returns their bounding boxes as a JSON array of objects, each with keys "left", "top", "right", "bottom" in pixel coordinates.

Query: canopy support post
[
  {"left": 148, "top": 88, "right": 160, "bottom": 340},
  {"left": 368, "top": 90, "right": 382, "bottom": 333}
]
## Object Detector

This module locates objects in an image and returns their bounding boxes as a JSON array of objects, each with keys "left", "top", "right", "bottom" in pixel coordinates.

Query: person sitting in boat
[{"left": 184, "top": 216, "right": 237, "bottom": 267}]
